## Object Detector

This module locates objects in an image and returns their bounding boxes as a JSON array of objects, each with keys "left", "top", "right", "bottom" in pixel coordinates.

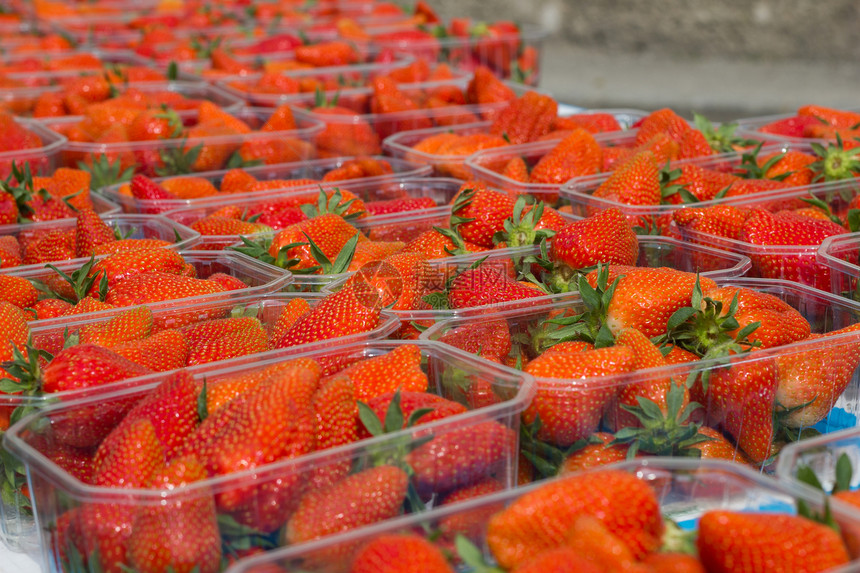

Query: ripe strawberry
[
  {"left": 285, "top": 465, "right": 409, "bottom": 544},
  {"left": 91, "top": 247, "right": 186, "bottom": 287},
  {"left": 489, "top": 91, "right": 558, "bottom": 144},
  {"left": 449, "top": 183, "right": 517, "bottom": 248},
  {"left": 77, "top": 418, "right": 165, "bottom": 573},
  {"left": 274, "top": 284, "right": 384, "bottom": 350},
  {"left": 635, "top": 108, "right": 693, "bottom": 146},
  {"left": 0, "top": 274, "right": 39, "bottom": 308},
  {"left": 523, "top": 345, "right": 636, "bottom": 446},
  {"left": 693, "top": 356, "right": 778, "bottom": 463},
  {"left": 702, "top": 286, "right": 811, "bottom": 349},
  {"left": 798, "top": 104, "right": 860, "bottom": 129},
  {"left": 406, "top": 420, "right": 516, "bottom": 495},
  {"left": 587, "top": 267, "right": 718, "bottom": 338},
  {"left": 312, "top": 106, "right": 382, "bottom": 157},
  {"left": 563, "top": 513, "right": 639, "bottom": 571},
  {"left": 112, "top": 329, "right": 189, "bottom": 372},
  {"left": 104, "top": 273, "right": 226, "bottom": 308},
  {"left": 665, "top": 164, "right": 739, "bottom": 204},
  {"left": 447, "top": 265, "right": 544, "bottom": 309},
  {"left": 435, "top": 320, "right": 512, "bottom": 363},
  {"left": 697, "top": 511, "right": 850, "bottom": 573},
  {"left": 129, "top": 174, "right": 177, "bottom": 214},
  {"left": 640, "top": 553, "right": 706, "bottom": 573},
  {"left": 466, "top": 66, "right": 517, "bottom": 107},
  {"left": 758, "top": 114, "right": 823, "bottom": 137},
  {"left": 550, "top": 208, "right": 638, "bottom": 273},
  {"left": 95, "top": 369, "right": 199, "bottom": 464},
  {"left": 26, "top": 298, "right": 72, "bottom": 321},
  {"left": 76, "top": 305, "right": 154, "bottom": 348},
  {"left": 486, "top": 469, "right": 663, "bottom": 568},
  {"left": 186, "top": 325, "right": 269, "bottom": 366},
  {"left": 739, "top": 208, "right": 847, "bottom": 290},
  {"left": 592, "top": 150, "right": 661, "bottom": 206},
  {"left": 0, "top": 234, "right": 21, "bottom": 268},
  {"left": 559, "top": 432, "right": 629, "bottom": 474},
  {"left": 529, "top": 128, "right": 603, "bottom": 184},
  {"left": 337, "top": 344, "right": 428, "bottom": 402},
  {"left": 358, "top": 390, "right": 468, "bottom": 440},
  {"left": 21, "top": 228, "right": 76, "bottom": 265},
  {"left": 349, "top": 534, "right": 453, "bottom": 573},
  {"left": 73, "top": 208, "right": 115, "bottom": 257},
  {"left": 673, "top": 204, "right": 751, "bottom": 241},
  {"left": 127, "top": 457, "right": 221, "bottom": 573},
  {"left": 693, "top": 426, "right": 750, "bottom": 463},
  {"left": 776, "top": 324, "right": 860, "bottom": 428},
  {"left": 510, "top": 548, "right": 604, "bottom": 573},
  {"left": 0, "top": 301, "right": 28, "bottom": 364}
]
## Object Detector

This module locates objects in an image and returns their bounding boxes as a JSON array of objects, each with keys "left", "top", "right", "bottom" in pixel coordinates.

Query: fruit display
[
  {"left": 220, "top": 459, "right": 860, "bottom": 573},
  {"left": 2, "top": 340, "right": 533, "bottom": 568},
  {"left": 2, "top": 1, "right": 860, "bottom": 571}
]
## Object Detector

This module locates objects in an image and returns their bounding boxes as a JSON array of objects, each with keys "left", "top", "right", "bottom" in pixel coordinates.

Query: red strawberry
[
  {"left": 129, "top": 174, "right": 177, "bottom": 214},
  {"left": 285, "top": 465, "right": 409, "bottom": 544},
  {"left": 0, "top": 274, "right": 39, "bottom": 308},
  {"left": 406, "top": 420, "right": 516, "bottom": 495},
  {"left": 435, "top": 320, "right": 512, "bottom": 362},
  {"left": 274, "top": 284, "right": 383, "bottom": 349},
  {"left": 112, "top": 329, "right": 189, "bottom": 372},
  {"left": 758, "top": 114, "right": 823, "bottom": 138},
  {"left": 486, "top": 469, "right": 663, "bottom": 568},
  {"left": 697, "top": 511, "right": 850, "bottom": 573},
  {"left": 738, "top": 208, "right": 847, "bottom": 290},
  {"left": 0, "top": 234, "right": 22, "bottom": 268},
  {"left": 76, "top": 305, "right": 154, "bottom": 348},
  {"left": 77, "top": 418, "right": 165, "bottom": 573},
  {"left": 559, "top": 432, "right": 630, "bottom": 474},
  {"left": 489, "top": 91, "right": 558, "bottom": 144},
  {"left": 592, "top": 150, "right": 661, "bottom": 206},
  {"left": 357, "top": 391, "right": 468, "bottom": 440},
  {"left": 447, "top": 265, "right": 544, "bottom": 309},
  {"left": 550, "top": 208, "right": 638, "bottom": 273},
  {"left": 365, "top": 197, "right": 438, "bottom": 216},
  {"left": 185, "top": 325, "right": 269, "bottom": 366},
  {"left": 775, "top": 324, "right": 860, "bottom": 428},
  {"left": 693, "top": 356, "right": 778, "bottom": 463},
  {"left": 74, "top": 208, "right": 116, "bottom": 257},
  {"left": 337, "top": 344, "right": 428, "bottom": 402},
  {"left": 104, "top": 272, "right": 226, "bottom": 308},
  {"left": 349, "top": 534, "right": 454, "bottom": 573},
  {"left": 528, "top": 128, "right": 603, "bottom": 184},
  {"left": 450, "top": 183, "right": 517, "bottom": 248},
  {"left": 127, "top": 457, "right": 221, "bottom": 573},
  {"left": 673, "top": 204, "right": 751, "bottom": 241},
  {"left": 587, "top": 267, "right": 718, "bottom": 338},
  {"left": 523, "top": 345, "right": 635, "bottom": 446}
]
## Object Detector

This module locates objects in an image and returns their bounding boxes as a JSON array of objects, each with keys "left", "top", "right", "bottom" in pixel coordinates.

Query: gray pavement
[{"left": 537, "top": 41, "right": 860, "bottom": 122}]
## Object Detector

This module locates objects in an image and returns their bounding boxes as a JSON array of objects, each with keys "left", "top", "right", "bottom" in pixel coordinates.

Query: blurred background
[{"left": 432, "top": 0, "right": 860, "bottom": 120}]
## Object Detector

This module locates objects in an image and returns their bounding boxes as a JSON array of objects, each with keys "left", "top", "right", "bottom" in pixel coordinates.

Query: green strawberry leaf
[{"left": 835, "top": 452, "right": 854, "bottom": 493}]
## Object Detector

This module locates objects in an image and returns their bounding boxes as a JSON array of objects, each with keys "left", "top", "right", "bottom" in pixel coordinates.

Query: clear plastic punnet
[
  {"left": 0, "top": 118, "right": 67, "bottom": 178},
  {"left": 222, "top": 458, "right": 860, "bottom": 573},
  {"left": 0, "top": 214, "right": 200, "bottom": 273},
  {"left": 2, "top": 340, "right": 535, "bottom": 570},
  {"left": 818, "top": 233, "right": 860, "bottom": 303}
]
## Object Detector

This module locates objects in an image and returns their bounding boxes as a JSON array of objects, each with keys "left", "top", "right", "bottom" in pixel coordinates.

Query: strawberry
[
  {"left": 0, "top": 274, "right": 39, "bottom": 308},
  {"left": 77, "top": 418, "right": 165, "bottom": 573},
  {"left": 112, "top": 329, "right": 189, "bottom": 372},
  {"left": 697, "top": 511, "right": 850, "bottom": 573},
  {"left": 337, "top": 344, "right": 428, "bottom": 402},
  {"left": 349, "top": 534, "right": 453, "bottom": 573},
  {"left": 127, "top": 457, "right": 221, "bottom": 573},
  {"left": 104, "top": 273, "right": 226, "bottom": 308},
  {"left": 25, "top": 298, "right": 72, "bottom": 321},
  {"left": 587, "top": 267, "right": 718, "bottom": 338},
  {"left": 93, "top": 238, "right": 173, "bottom": 255},
  {"left": 357, "top": 390, "right": 468, "bottom": 441},
  {"left": 563, "top": 513, "right": 639, "bottom": 571},
  {"left": 185, "top": 325, "right": 268, "bottom": 366},
  {"left": 693, "top": 356, "right": 778, "bottom": 463},
  {"left": 285, "top": 465, "right": 409, "bottom": 544},
  {"left": 129, "top": 174, "right": 177, "bottom": 214},
  {"left": 295, "top": 41, "right": 360, "bottom": 67},
  {"left": 91, "top": 248, "right": 187, "bottom": 287},
  {"left": 510, "top": 548, "right": 604, "bottom": 573},
  {"left": 313, "top": 374, "right": 358, "bottom": 452},
  {"left": 664, "top": 164, "right": 739, "bottom": 204},
  {"left": 450, "top": 183, "right": 517, "bottom": 248},
  {"left": 775, "top": 324, "right": 860, "bottom": 428},
  {"left": 798, "top": 104, "right": 860, "bottom": 129},
  {"left": 73, "top": 208, "right": 115, "bottom": 257},
  {"left": 406, "top": 420, "right": 516, "bottom": 495},
  {"left": 76, "top": 305, "right": 153, "bottom": 348},
  {"left": 486, "top": 468, "right": 663, "bottom": 568},
  {"left": 274, "top": 284, "right": 384, "bottom": 350},
  {"left": 22, "top": 228, "right": 76, "bottom": 265},
  {"left": 592, "top": 150, "right": 661, "bottom": 206},
  {"left": 0, "top": 235, "right": 22, "bottom": 268},
  {"left": 523, "top": 345, "right": 635, "bottom": 446},
  {"left": 559, "top": 432, "right": 629, "bottom": 474},
  {"left": 702, "top": 286, "right": 811, "bottom": 349},
  {"left": 739, "top": 208, "right": 847, "bottom": 290},
  {"left": 673, "top": 204, "right": 751, "bottom": 241},
  {"left": 758, "top": 114, "right": 823, "bottom": 137},
  {"left": 640, "top": 553, "right": 706, "bottom": 573},
  {"left": 489, "top": 91, "right": 558, "bottom": 144},
  {"left": 529, "top": 128, "right": 603, "bottom": 184},
  {"left": 635, "top": 108, "right": 693, "bottom": 146},
  {"left": 550, "top": 208, "right": 638, "bottom": 274},
  {"left": 447, "top": 265, "right": 544, "bottom": 309},
  {"left": 435, "top": 320, "right": 512, "bottom": 363},
  {"left": 312, "top": 106, "right": 382, "bottom": 157},
  {"left": 0, "top": 301, "right": 28, "bottom": 364},
  {"left": 466, "top": 66, "right": 517, "bottom": 106}
]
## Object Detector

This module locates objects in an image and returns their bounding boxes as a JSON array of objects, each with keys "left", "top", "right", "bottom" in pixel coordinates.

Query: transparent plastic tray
[
  {"left": 101, "top": 155, "right": 432, "bottom": 214},
  {"left": 45, "top": 106, "right": 325, "bottom": 180},
  {"left": 0, "top": 214, "right": 200, "bottom": 273},
  {"left": 818, "top": 233, "right": 860, "bottom": 303},
  {"left": 223, "top": 458, "right": 860, "bottom": 573},
  {"left": 0, "top": 118, "right": 67, "bottom": 178},
  {"left": 2, "top": 340, "right": 534, "bottom": 568}
]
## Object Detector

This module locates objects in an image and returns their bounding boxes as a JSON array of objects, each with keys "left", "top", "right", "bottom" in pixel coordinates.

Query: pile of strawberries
[{"left": 2, "top": 1, "right": 860, "bottom": 572}]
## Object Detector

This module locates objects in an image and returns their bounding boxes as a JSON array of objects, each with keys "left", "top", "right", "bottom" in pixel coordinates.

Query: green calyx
[
  {"left": 693, "top": 112, "right": 760, "bottom": 154},
  {"left": 46, "top": 256, "right": 108, "bottom": 304},
  {"left": 809, "top": 134, "right": 860, "bottom": 183},
  {"left": 299, "top": 187, "right": 365, "bottom": 220},
  {"left": 79, "top": 154, "right": 134, "bottom": 190},
  {"left": 492, "top": 195, "right": 556, "bottom": 248}
]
